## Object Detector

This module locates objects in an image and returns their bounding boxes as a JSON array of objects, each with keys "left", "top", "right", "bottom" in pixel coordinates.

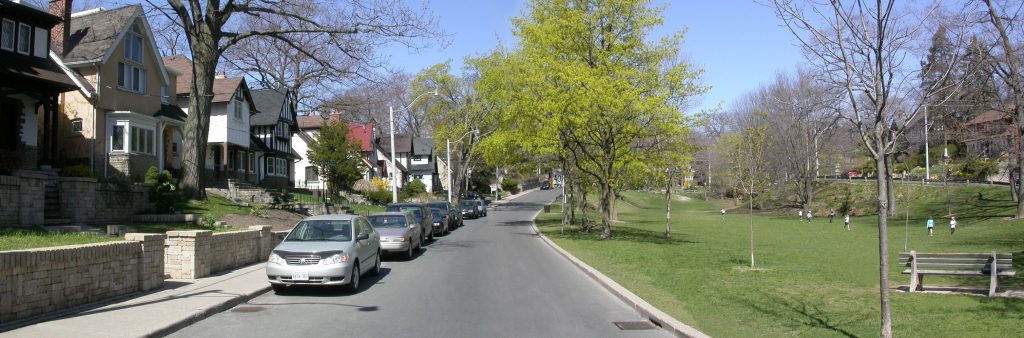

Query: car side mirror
[
  {"left": 356, "top": 233, "right": 369, "bottom": 241},
  {"left": 409, "top": 223, "right": 417, "bottom": 229}
]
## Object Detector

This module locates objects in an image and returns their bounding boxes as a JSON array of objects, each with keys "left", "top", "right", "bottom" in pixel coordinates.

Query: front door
[{"left": 0, "top": 100, "right": 21, "bottom": 152}]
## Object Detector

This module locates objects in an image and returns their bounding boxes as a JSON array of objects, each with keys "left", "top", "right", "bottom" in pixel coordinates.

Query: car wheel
[
  {"left": 271, "top": 284, "right": 286, "bottom": 294},
  {"left": 346, "top": 262, "right": 360, "bottom": 292},
  {"left": 406, "top": 242, "right": 415, "bottom": 260},
  {"left": 369, "top": 251, "right": 381, "bottom": 276},
  {"left": 419, "top": 233, "right": 425, "bottom": 250},
  {"left": 428, "top": 229, "right": 435, "bottom": 241}
]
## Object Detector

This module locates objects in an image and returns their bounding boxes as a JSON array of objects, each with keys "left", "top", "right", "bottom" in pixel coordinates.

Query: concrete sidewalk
[{"left": 0, "top": 263, "right": 270, "bottom": 338}]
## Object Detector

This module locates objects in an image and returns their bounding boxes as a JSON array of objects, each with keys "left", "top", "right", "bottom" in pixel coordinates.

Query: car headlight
[
  {"left": 320, "top": 253, "right": 348, "bottom": 265},
  {"left": 268, "top": 253, "right": 286, "bottom": 265}
]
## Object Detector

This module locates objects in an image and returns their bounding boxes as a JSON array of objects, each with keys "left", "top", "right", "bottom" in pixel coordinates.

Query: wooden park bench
[{"left": 899, "top": 251, "right": 1015, "bottom": 296}]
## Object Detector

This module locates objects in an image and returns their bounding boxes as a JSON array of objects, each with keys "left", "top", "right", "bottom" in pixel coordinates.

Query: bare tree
[
  {"left": 768, "top": 1, "right": 971, "bottom": 336},
  {"left": 982, "top": 0, "right": 1024, "bottom": 217},
  {"left": 147, "top": 0, "right": 440, "bottom": 199}
]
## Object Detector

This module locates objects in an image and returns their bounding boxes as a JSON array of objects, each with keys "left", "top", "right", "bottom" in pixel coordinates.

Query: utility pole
[{"left": 924, "top": 105, "right": 930, "bottom": 182}]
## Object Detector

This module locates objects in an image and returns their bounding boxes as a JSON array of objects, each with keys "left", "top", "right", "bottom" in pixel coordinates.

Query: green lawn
[
  {"left": 178, "top": 195, "right": 251, "bottom": 221},
  {"left": 126, "top": 223, "right": 237, "bottom": 233},
  {"left": 535, "top": 185, "right": 1024, "bottom": 337},
  {"left": 0, "top": 227, "right": 120, "bottom": 252}
]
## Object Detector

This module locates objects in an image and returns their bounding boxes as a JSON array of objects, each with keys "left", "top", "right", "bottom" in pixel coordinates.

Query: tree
[
  {"left": 307, "top": 120, "right": 365, "bottom": 196},
  {"left": 981, "top": 0, "right": 1024, "bottom": 217},
  {"left": 481, "top": 0, "right": 704, "bottom": 239},
  {"left": 770, "top": 1, "right": 971, "bottom": 336},
  {"left": 152, "top": 0, "right": 440, "bottom": 199}
]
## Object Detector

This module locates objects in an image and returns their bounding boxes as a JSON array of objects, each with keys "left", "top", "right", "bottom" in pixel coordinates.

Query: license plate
[{"left": 291, "top": 272, "right": 308, "bottom": 281}]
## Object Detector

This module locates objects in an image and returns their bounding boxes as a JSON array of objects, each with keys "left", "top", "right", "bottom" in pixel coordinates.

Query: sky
[{"left": 381, "top": 0, "right": 807, "bottom": 114}]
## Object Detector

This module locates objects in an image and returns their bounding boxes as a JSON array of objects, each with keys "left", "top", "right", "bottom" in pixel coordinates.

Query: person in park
[
  {"left": 806, "top": 210, "right": 813, "bottom": 222},
  {"left": 844, "top": 214, "right": 850, "bottom": 230},
  {"left": 828, "top": 209, "right": 835, "bottom": 223},
  {"left": 798, "top": 209, "right": 803, "bottom": 221},
  {"left": 950, "top": 216, "right": 957, "bottom": 235},
  {"left": 927, "top": 216, "right": 935, "bottom": 237},
  {"left": 720, "top": 208, "right": 726, "bottom": 218}
]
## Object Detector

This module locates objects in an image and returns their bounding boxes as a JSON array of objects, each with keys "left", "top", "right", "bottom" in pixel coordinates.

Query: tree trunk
[
  {"left": 581, "top": 188, "right": 589, "bottom": 232},
  {"left": 600, "top": 177, "right": 613, "bottom": 239},
  {"left": 886, "top": 154, "right": 896, "bottom": 215},
  {"left": 665, "top": 174, "right": 672, "bottom": 239},
  {"left": 179, "top": 37, "right": 219, "bottom": 200},
  {"left": 561, "top": 159, "right": 570, "bottom": 226},
  {"left": 874, "top": 155, "right": 893, "bottom": 338},
  {"left": 1011, "top": 169, "right": 1019, "bottom": 203}
]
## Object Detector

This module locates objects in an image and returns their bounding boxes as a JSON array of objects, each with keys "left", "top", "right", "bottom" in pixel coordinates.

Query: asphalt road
[{"left": 170, "top": 190, "right": 671, "bottom": 338}]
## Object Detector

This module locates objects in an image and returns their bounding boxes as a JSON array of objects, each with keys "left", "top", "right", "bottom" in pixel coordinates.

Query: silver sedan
[
  {"left": 367, "top": 212, "right": 422, "bottom": 260},
  {"left": 267, "top": 214, "right": 381, "bottom": 293}
]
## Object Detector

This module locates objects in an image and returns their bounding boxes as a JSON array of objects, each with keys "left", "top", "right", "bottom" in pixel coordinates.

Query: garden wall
[
  {"left": 60, "top": 177, "right": 151, "bottom": 225},
  {"left": 164, "top": 226, "right": 283, "bottom": 279},
  {"left": 0, "top": 233, "right": 165, "bottom": 324}
]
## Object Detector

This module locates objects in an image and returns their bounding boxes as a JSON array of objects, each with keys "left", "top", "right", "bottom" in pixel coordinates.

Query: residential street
[{"left": 169, "top": 190, "right": 671, "bottom": 338}]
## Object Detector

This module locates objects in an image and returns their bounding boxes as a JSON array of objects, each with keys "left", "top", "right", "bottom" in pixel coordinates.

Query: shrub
[
  {"left": 352, "top": 179, "right": 376, "bottom": 193},
  {"left": 100, "top": 172, "right": 132, "bottom": 188},
  {"left": 402, "top": 180, "right": 427, "bottom": 195},
  {"left": 62, "top": 164, "right": 93, "bottom": 178},
  {"left": 501, "top": 178, "right": 519, "bottom": 194},
  {"left": 372, "top": 177, "right": 390, "bottom": 191},
  {"left": 145, "top": 166, "right": 178, "bottom": 213},
  {"left": 365, "top": 189, "right": 392, "bottom": 205}
]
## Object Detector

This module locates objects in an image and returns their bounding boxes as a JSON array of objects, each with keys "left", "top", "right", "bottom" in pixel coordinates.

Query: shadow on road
[{"left": 273, "top": 267, "right": 392, "bottom": 296}]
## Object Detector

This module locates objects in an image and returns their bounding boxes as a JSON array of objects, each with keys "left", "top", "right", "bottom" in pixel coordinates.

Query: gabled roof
[
  {"left": 348, "top": 123, "right": 375, "bottom": 152},
  {"left": 64, "top": 5, "right": 171, "bottom": 85},
  {"left": 966, "top": 108, "right": 1012, "bottom": 126},
  {"left": 249, "top": 134, "right": 271, "bottom": 152},
  {"left": 161, "top": 55, "right": 249, "bottom": 104},
  {"left": 250, "top": 88, "right": 289, "bottom": 126},
  {"left": 412, "top": 137, "right": 434, "bottom": 156},
  {"left": 297, "top": 114, "right": 339, "bottom": 130},
  {"left": 377, "top": 134, "right": 413, "bottom": 153}
]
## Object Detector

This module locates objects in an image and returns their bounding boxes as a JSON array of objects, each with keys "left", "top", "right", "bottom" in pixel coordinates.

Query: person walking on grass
[
  {"left": 927, "top": 216, "right": 935, "bottom": 237},
  {"left": 720, "top": 208, "right": 726, "bottom": 218},
  {"left": 828, "top": 209, "right": 835, "bottom": 223},
  {"left": 844, "top": 214, "right": 850, "bottom": 230},
  {"left": 806, "top": 210, "right": 813, "bottom": 222},
  {"left": 798, "top": 209, "right": 803, "bottom": 222},
  {"left": 950, "top": 216, "right": 957, "bottom": 235}
]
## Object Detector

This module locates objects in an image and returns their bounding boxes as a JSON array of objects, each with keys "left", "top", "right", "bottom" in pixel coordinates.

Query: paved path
[{"left": 170, "top": 190, "right": 671, "bottom": 338}]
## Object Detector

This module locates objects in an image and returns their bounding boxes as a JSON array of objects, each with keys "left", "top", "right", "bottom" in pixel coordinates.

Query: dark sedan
[
  {"left": 459, "top": 200, "right": 481, "bottom": 219},
  {"left": 426, "top": 201, "right": 462, "bottom": 229}
]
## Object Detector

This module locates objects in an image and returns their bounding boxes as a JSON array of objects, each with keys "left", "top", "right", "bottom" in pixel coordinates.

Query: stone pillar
[
  {"left": 17, "top": 172, "right": 46, "bottom": 226},
  {"left": 250, "top": 225, "right": 273, "bottom": 260},
  {"left": 164, "top": 230, "right": 212, "bottom": 279},
  {"left": 126, "top": 233, "right": 167, "bottom": 291}
]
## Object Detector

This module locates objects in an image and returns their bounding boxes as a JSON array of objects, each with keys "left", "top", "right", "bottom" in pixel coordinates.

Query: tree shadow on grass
[
  {"left": 545, "top": 225, "right": 698, "bottom": 245},
  {"left": 738, "top": 291, "right": 868, "bottom": 338}
]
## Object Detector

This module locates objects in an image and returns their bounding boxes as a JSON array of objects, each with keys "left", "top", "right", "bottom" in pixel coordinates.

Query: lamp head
[{"left": 432, "top": 89, "right": 438, "bottom": 96}]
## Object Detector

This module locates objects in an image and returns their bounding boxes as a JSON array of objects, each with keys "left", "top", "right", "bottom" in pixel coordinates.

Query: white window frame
[
  {"left": 32, "top": 27, "right": 46, "bottom": 58},
  {"left": 129, "top": 126, "right": 155, "bottom": 155},
  {"left": 16, "top": 23, "right": 31, "bottom": 55},
  {"left": 124, "top": 29, "right": 143, "bottom": 64},
  {"left": 71, "top": 118, "right": 83, "bottom": 133},
  {"left": 1, "top": 19, "right": 14, "bottom": 51},
  {"left": 111, "top": 122, "right": 128, "bottom": 152},
  {"left": 118, "top": 62, "right": 147, "bottom": 93},
  {"left": 234, "top": 96, "right": 242, "bottom": 119},
  {"left": 248, "top": 152, "right": 255, "bottom": 173}
]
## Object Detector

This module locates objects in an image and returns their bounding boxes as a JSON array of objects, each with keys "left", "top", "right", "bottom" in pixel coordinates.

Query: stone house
[
  {"left": 0, "top": 0, "right": 78, "bottom": 174},
  {"left": 249, "top": 88, "right": 298, "bottom": 188},
  {"left": 55, "top": 4, "right": 184, "bottom": 180},
  {"left": 162, "top": 55, "right": 258, "bottom": 186}
]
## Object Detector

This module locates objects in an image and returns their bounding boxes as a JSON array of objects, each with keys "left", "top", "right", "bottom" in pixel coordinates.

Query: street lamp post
[
  {"left": 389, "top": 90, "right": 438, "bottom": 203},
  {"left": 446, "top": 129, "right": 478, "bottom": 203}
]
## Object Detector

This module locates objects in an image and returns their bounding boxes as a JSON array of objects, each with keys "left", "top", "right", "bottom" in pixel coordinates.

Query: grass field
[
  {"left": 534, "top": 183, "right": 1024, "bottom": 337},
  {"left": 0, "top": 227, "right": 121, "bottom": 252}
]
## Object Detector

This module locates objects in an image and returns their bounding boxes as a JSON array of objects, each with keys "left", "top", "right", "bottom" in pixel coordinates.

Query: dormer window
[
  {"left": 124, "top": 26, "right": 144, "bottom": 63},
  {"left": 234, "top": 90, "right": 243, "bottom": 119},
  {"left": 1, "top": 19, "right": 14, "bottom": 51},
  {"left": 16, "top": 23, "right": 30, "bottom": 55}
]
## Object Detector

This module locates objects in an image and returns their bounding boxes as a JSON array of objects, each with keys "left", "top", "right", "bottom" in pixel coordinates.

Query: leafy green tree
[{"left": 307, "top": 121, "right": 364, "bottom": 196}]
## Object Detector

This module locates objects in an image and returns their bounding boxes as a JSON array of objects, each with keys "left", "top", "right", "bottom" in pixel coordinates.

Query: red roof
[{"left": 347, "top": 123, "right": 375, "bottom": 152}]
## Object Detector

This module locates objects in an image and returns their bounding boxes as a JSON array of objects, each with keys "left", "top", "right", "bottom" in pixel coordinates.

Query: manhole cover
[
  {"left": 230, "top": 306, "right": 266, "bottom": 313},
  {"left": 613, "top": 321, "right": 657, "bottom": 330}
]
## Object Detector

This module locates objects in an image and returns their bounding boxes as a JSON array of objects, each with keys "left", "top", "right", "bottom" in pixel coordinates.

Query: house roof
[
  {"left": 63, "top": 5, "right": 139, "bottom": 65},
  {"left": 377, "top": 134, "right": 413, "bottom": 153},
  {"left": 966, "top": 108, "right": 1012, "bottom": 126},
  {"left": 348, "top": 123, "right": 375, "bottom": 152},
  {"left": 161, "top": 55, "right": 246, "bottom": 103},
  {"left": 412, "top": 137, "right": 434, "bottom": 156},
  {"left": 297, "top": 114, "right": 340, "bottom": 130},
  {"left": 155, "top": 104, "right": 187, "bottom": 122},
  {"left": 0, "top": 54, "right": 78, "bottom": 92},
  {"left": 410, "top": 163, "right": 435, "bottom": 175},
  {"left": 249, "top": 134, "right": 271, "bottom": 152},
  {"left": 250, "top": 88, "right": 289, "bottom": 126}
]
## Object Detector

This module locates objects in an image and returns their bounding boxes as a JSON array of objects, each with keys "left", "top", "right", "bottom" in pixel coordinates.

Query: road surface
[{"left": 170, "top": 190, "right": 671, "bottom": 338}]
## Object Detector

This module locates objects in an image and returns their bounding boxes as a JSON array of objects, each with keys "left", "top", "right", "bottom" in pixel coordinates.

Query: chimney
[
  {"left": 215, "top": 71, "right": 228, "bottom": 79},
  {"left": 48, "top": 0, "right": 72, "bottom": 56}
]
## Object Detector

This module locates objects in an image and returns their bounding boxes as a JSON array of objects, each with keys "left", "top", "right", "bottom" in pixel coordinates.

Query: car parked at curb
[
  {"left": 459, "top": 200, "right": 481, "bottom": 219},
  {"left": 386, "top": 203, "right": 435, "bottom": 241},
  {"left": 367, "top": 212, "right": 422, "bottom": 260},
  {"left": 267, "top": 215, "right": 381, "bottom": 293},
  {"left": 426, "top": 201, "right": 462, "bottom": 229},
  {"left": 429, "top": 208, "right": 449, "bottom": 236}
]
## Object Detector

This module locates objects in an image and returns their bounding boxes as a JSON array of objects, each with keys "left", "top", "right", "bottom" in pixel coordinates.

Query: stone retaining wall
[
  {"left": 164, "top": 226, "right": 277, "bottom": 279},
  {"left": 0, "top": 173, "right": 45, "bottom": 227},
  {"left": 59, "top": 177, "right": 151, "bottom": 225},
  {"left": 0, "top": 234, "right": 165, "bottom": 324}
]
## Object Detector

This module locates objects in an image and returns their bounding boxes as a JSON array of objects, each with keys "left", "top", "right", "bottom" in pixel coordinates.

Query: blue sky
[{"left": 382, "top": 1, "right": 806, "bottom": 113}]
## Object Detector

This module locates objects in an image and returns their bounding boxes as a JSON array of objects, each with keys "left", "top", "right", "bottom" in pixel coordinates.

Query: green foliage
[
  {"left": 364, "top": 189, "right": 393, "bottom": 205},
  {"left": 99, "top": 172, "right": 132, "bottom": 188},
  {"left": 957, "top": 157, "right": 998, "bottom": 180},
  {"left": 145, "top": 166, "right": 178, "bottom": 213},
  {"left": 501, "top": 178, "right": 519, "bottom": 194},
  {"left": 62, "top": 164, "right": 94, "bottom": 178},
  {"left": 249, "top": 203, "right": 269, "bottom": 218},
  {"left": 307, "top": 120, "right": 364, "bottom": 194},
  {"left": 401, "top": 180, "right": 427, "bottom": 196},
  {"left": 201, "top": 214, "right": 217, "bottom": 229}
]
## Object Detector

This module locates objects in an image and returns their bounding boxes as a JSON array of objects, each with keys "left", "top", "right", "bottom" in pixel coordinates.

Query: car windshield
[
  {"left": 427, "top": 203, "right": 448, "bottom": 211},
  {"left": 367, "top": 215, "right": 408, "bottom": 228},
  {"left": 430, "top": 209, "right": 443, "bottom": 219},
  {"left": 459, "top": 201, "right": 474, "bottom": 207},
  {"left": 387, "top": 205, "right": 423, "bottom": 219},
  {"left": 284, "top": 220, "right": 352, "bottom": 242}
]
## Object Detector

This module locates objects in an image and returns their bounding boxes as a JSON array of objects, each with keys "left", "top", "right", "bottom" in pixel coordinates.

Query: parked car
[
  {"left": 267, "top": 215, "right": 381, "bottom": 293},
  {"left": 469, "top": 199, "right": 487, "bottom": 217},
  {"left": 540, "top": 181, "right": 551, "bottom": 190},
  {"left": 459, "top": 200, "right": 481, "bottom": 219},
  {"left": 367, "top": 212, "right": 422, "bottom": 260},
  {"left": 426, "top": 201, "right": 463, "bottom": 229},
  {"left": 461, "top": 191, "right": 491, "bottom": 205},
  {"left": 386, "top": 203, "right": 436, "bottom": 241},
  {"left": 429, "top": 208, "right": 449, "bottom": 236}
]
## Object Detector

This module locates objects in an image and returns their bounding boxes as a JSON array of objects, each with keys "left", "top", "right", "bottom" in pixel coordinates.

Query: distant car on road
[
  {"left": 386, "top": 203, "right": 435, "bottom": 241},
  {"left": 429, "top": 208, "right": 449, "bottom": 236},
  {"left": 459, "top": 200, "right": 481, "bottom": 219},
  {"left": 426, "top": 201, "right": 462, "bottom": 229},
  {"left": 367, "top": 212, "right": 422, "bottom": 260},
  {"left": 267, "top": 215, "right": 381, "bottom": 293},
  {"left": 540, "top": 181, "right": 551, "bottom": 190}
]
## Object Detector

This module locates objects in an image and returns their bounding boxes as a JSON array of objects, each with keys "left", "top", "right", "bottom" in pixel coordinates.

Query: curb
[
  {"left": 529, "top": 210, "right": 710, "bottom": 338},
  {"left": 147, "top": 285, "right": 271, "bottom": 338}
]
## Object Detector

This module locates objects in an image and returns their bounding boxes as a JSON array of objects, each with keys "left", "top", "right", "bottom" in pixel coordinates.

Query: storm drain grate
[
  {"left": 230, "top": 306, "right": 266, "bottom": 313},
  {"left": 613, "top": 321, "right": 657, "bottom": 330}
]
